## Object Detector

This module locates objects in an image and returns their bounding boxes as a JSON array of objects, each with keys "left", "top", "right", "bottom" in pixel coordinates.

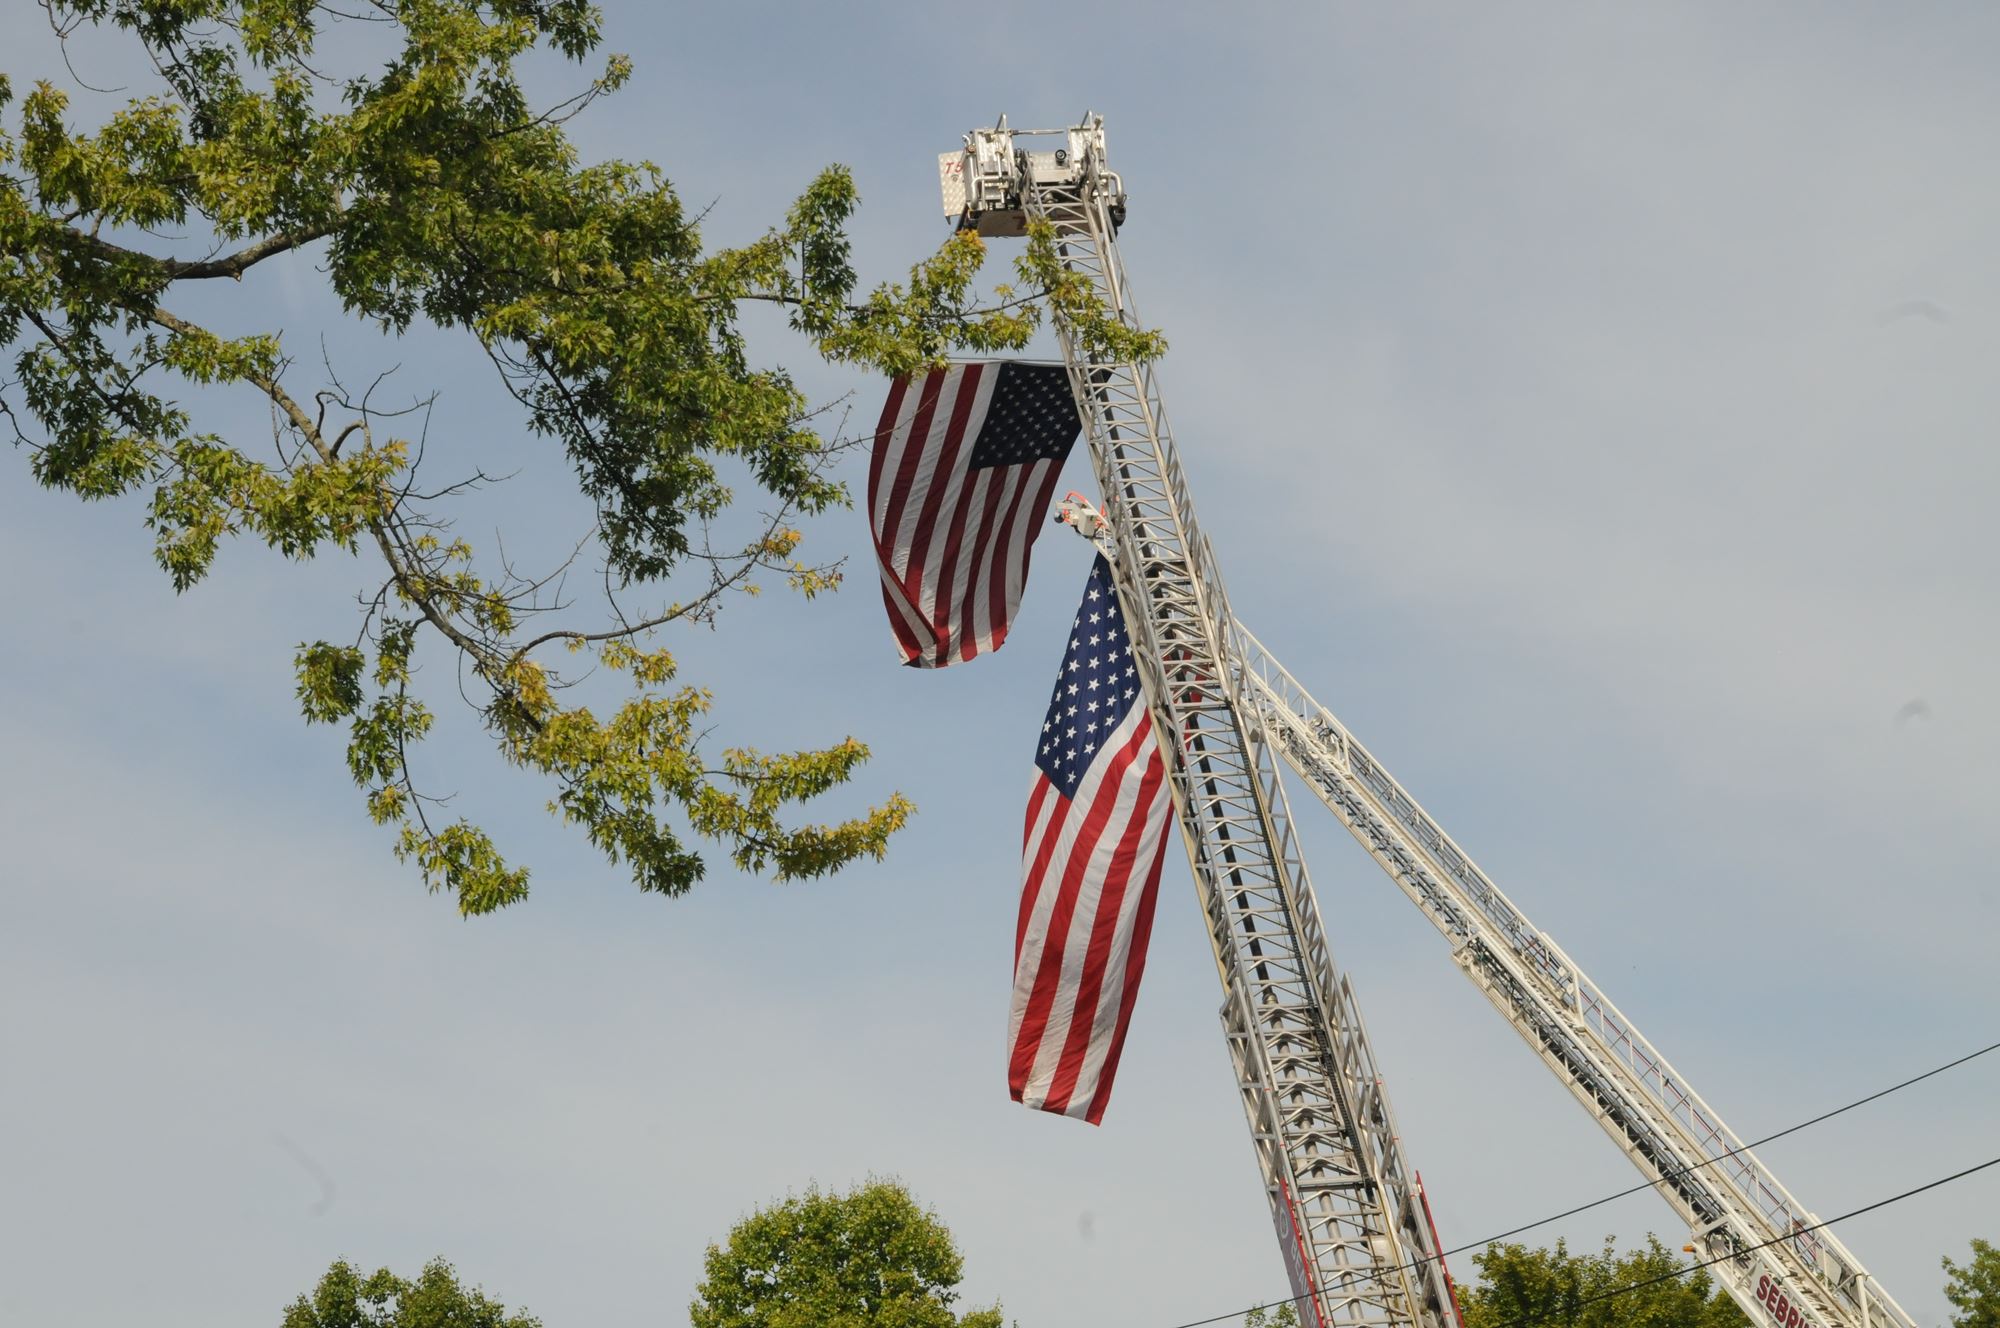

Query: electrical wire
[
  {"left": 1164, "top": 1152, "right": 2000, "bottom": 1328},
  {"left": 1486, "top": 1154, "right": 1999, "bottom": 1328},
  {"left": 1154, "top": 1035, "right": 2000, "bottom": 1328},
  {"left": 1436, "top": 1038, "right": 2000, "bottom": 1260}
]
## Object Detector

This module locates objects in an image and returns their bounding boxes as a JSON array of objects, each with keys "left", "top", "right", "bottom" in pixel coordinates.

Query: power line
[
  {"left": 1436, "top": 1037, "right": 2000, "bottom": 1260},
  {"left": 1166, "top": 1151, "right": 2000, "bottom": 1328},
  {"left": 1487, "top": 1153, "right": 2000, "bottom": 1328},
  {"left": 1158, "top": 1036, "right": 2000, "bottom": 1328}
]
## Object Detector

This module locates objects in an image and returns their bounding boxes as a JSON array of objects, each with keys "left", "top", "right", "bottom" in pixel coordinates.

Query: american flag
[
  {"left": 1008, "top": 555, "right": 1174, "bottom": 1124},
  {"left": 867, "top": 361, "right": 1081, "bottom": 668}
]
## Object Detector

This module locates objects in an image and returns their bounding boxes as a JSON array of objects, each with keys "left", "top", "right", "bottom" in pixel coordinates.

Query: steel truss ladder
[
  {"left": 942, "top": 115, "right": 1919, "bottom": 1328},
  {"left": 1228, "top": 626, "right": 1918, "bottom": 1328},
  {"left": 959, "top": 116, "right": 1457, "bottom": 1328}
]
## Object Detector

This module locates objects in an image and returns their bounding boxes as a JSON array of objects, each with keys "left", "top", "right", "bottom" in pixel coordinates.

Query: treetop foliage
[
  {"left": 2, "top": 0, "right": 1163, "bottom": 913},
  {"left": 282, "top": 1258, "right": 540, "bottom": 1328},
  {"left": 689, "top": 1179, "right": 1003, "bottom": 1328},
  {"left": 1943, "top": 1239, "right": 1999, "bottom": 1328},
  {"left": 1458, "top": 1236, "right": 1749, "bottom": 1328}
]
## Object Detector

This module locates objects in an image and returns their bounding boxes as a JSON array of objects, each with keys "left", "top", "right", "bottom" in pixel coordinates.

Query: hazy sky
[{"left": 4, "top": 6, "right": 1997, "bottom": 1328}]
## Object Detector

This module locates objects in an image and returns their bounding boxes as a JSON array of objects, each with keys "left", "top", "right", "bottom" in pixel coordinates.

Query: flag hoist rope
[{"left": 942, "top": 114, "right": 1920, "bottom": 1328}]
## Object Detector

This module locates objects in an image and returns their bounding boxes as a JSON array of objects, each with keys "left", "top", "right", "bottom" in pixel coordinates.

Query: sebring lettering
[{"left": 1755, "top": 1274, "right": 1817, "bottom": 1328}]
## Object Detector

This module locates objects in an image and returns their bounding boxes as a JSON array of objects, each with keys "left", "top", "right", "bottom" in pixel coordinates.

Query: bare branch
[
  {"left": 149, "top": 303, "right": 504, "bottom": 673},
  {"left": 62, "top": 224, "right": 334, "bottom": 284}
]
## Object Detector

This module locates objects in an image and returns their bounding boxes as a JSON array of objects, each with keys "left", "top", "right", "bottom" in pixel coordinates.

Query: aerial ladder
[
  {"left": 947, "top": 116, "right": 1457, "bottom": 1328},
  {"left": 938, "top": 115, "right": 1921, "bottom": 1328}
]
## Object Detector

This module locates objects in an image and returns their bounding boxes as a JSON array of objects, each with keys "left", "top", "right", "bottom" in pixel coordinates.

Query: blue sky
[{"left": 3, "top": 5, "right": 1997, "bottom": 1328}]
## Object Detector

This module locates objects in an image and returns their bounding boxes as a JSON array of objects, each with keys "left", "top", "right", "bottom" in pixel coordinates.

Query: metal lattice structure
[
  {"left": 1230, "top": 625, "right": 1918, "bottom": 1328},
  {"left": 956, "top": 116, "right": 1455, "bottom": 1328},
  {"left": 939, "top": 115, "right": 1918, "bottom": 1328}
]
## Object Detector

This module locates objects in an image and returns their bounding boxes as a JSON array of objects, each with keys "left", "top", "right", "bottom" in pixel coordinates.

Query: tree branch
[
  {"left": 730, "top": 288, "right": 1050, "bottom": 319},
  {"left": 148, "top": 303, "right": 503, "bottom": 674},
  {"left": 68, "top": 224, "right": 334, "bottom": 283}
]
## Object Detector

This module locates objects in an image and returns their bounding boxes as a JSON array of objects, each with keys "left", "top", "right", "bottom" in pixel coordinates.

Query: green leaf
[{"left": 4, "top": 2, "right": 1162, "bottom": 912}]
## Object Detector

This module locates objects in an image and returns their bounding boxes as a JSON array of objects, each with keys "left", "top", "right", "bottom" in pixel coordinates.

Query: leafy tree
[
  {"left": 689, "top": 1178, "right": 1004, "bottom": 1328},
  {"left": 2, "top": 1, "right": 1161, "bottom": 913},
  {"left": 1458, "top": 1236, "right": 1749, "bottom": 1328},
  {"left": 1244, "top": 1304, "right": 1301, "bottom": 1328},
  {"left": 1944, "top": 1239, "right": 1999, "bottom": 1328},
  {"left": 282, "top": 1258, "right": 538, "bottom": 1328}
]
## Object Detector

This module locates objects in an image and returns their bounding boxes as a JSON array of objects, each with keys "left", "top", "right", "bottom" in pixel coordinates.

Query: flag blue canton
[
  {"left": 1036, "top": 555, "right": 1144, "bottom": 790},
  {"left": 967, "top": 363, "right": 1081, "bottom": 469}
]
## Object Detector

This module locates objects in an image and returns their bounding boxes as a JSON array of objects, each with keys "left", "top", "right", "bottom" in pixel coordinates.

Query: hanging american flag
[
  {"left": 868, "top": 361, "right": 1081, "bottom": 668},
  {"left": 1008, "top": 555, "right": 1174, "bottom": 1124}
]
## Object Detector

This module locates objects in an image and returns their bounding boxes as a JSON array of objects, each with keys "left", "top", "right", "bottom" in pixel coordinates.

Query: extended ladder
[
  {"left": 1229, "top": 625, "right": 1917, "bottom": 1328},
  {"left": 941, "top": 113, "right": 1920, "bottom": 1328},
  {"left": 952, "top": 116, "right": 1457, "bottom": 1328}
]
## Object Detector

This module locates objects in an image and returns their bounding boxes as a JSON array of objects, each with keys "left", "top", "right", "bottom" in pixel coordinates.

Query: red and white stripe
[
  {"left": 867, "top": 363, "right": 1067, "bottom": 668},
  {"left": 1007, "top": 701, "right": 1174, "bottom": 1124}
]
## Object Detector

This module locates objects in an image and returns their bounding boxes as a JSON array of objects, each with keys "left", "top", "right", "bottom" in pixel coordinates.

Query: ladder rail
[{"left": 1228, "top": 619, "right": 1918, "bottom": 1328}]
